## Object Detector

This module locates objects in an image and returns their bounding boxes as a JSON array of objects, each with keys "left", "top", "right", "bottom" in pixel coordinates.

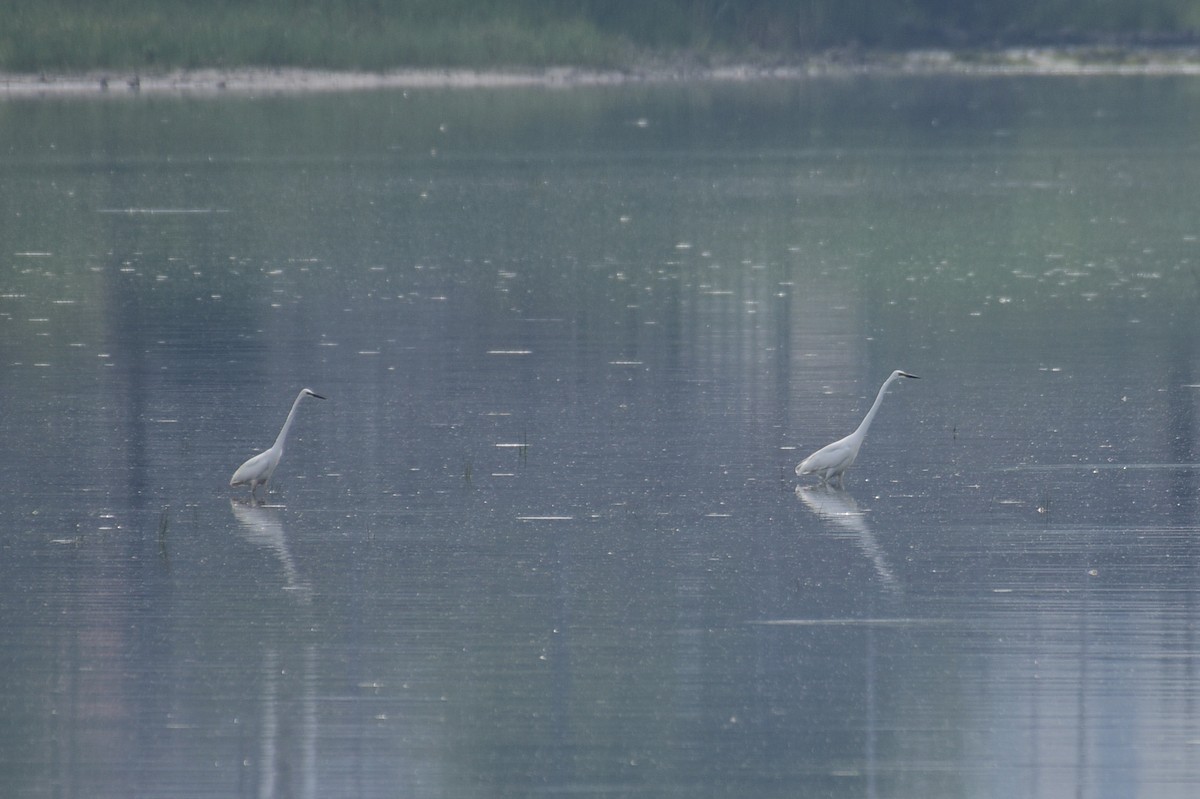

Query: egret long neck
[
  {"left": 272, "top": 391, "right": 307, "bottom": 451},
  {"left": 851, "top": 375, "right": 897, "bottom": 440}
]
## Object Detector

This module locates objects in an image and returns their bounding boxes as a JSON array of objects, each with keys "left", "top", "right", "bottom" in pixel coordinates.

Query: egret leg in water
[
  {"left": 230, "top": 388, "right": 326, "bottom": 497},
  {"left": 796, "top": 370, "right": 919, "bottom": 486}
]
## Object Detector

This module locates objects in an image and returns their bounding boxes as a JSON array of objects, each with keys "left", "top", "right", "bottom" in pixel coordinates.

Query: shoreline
[{"left": 5, "top": 47, "right": 1200, "bottom": 97}]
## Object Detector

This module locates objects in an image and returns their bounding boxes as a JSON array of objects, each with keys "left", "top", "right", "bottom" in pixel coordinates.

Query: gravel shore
[{"left": 4, "top": 48, "right": 1200, "bottom": 97}]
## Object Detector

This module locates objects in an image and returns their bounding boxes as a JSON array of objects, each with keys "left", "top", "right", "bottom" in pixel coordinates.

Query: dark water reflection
[{"left": 2, "top": 75, "right": 1200, "bottom": 797}]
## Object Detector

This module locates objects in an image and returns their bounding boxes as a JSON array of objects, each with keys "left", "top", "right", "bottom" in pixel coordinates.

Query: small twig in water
[{"left": 157, "top": 506, "right": 171, "bottom": 565}]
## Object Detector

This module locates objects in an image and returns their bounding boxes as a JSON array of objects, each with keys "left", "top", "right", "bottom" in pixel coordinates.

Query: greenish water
[{"left": 2, "top": 76, "right": 1200, "bottom": 798}]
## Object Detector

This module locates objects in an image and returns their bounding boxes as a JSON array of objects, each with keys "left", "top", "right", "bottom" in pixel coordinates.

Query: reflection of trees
[{"left": 255, "top": 645, "right": 319, "bottom": 799}]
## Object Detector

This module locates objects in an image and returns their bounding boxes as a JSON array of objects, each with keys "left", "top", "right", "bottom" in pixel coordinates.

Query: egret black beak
[
  {"left": 309, "top": 392, "right": 327, "bottom": 400},
  {"left": 900, "top": 372, "right": 920, "bottom": 379}
]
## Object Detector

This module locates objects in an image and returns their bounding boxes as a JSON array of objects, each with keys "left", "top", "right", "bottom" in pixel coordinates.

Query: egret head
[
  {"left": 302, "top": 388, "right": 327, "bottom": 400},
  {"left": 894, "top": 370, "right": 919, "bottom": 380}
]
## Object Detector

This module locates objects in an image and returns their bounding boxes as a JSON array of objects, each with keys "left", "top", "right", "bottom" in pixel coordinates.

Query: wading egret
[
  {"left": 230, "top": 388, "right": 326, "bottom": 497},
  {"left": 796, "top": 370, "right": 918, "bottom": 485}
]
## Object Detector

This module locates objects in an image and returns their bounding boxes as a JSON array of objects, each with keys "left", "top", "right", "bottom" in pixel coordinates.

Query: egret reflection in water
[
  {"left": 796, "top": 485, "right": 899, "bottom": 593},
  {"left": 230, "top": 499, "right": 313, "bottom": 600}
]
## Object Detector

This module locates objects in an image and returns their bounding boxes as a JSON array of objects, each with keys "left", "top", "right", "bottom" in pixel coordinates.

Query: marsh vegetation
[{"left": 2, "top": 0, "right": 1199, "bottom": 73}]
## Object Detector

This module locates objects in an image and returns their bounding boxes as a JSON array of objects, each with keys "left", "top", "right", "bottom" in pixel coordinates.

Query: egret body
[
  {"left": 230, "top": 388, "right": 326, "bottom": 496},
  {"left": 796, "top": 370, "right": 918, "bottom": 485}
]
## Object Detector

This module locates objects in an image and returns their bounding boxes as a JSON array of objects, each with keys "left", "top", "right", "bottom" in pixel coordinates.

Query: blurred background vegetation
[{"left": 2, "top": 0, "right": 1199, "bottom": 72}]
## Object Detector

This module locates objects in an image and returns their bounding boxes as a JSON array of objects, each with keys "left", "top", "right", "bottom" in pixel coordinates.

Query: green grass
[{"left": 1, "top": 0, "right": 1197, "bottom": 73}]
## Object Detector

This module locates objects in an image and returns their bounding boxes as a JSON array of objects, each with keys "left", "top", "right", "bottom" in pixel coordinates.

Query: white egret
[
  {"left": 796, "top": 370, "right": 918, "bottom": 485},
  {"left": 230, "top": 388, "right": 326, "bottom": 497}
]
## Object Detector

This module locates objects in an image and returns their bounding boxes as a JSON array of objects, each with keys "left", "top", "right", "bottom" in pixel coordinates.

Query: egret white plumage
[
  {"left": 796, "top": 370, "right": 918, "bottom": 485},
  {"left": 230, "top": 388, "right": 326, "bottom": 496}
]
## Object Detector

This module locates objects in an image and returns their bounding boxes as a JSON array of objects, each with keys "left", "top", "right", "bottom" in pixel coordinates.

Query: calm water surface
[{"left": 2, "top": 75, "right": 1200, "bottom": 798}]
